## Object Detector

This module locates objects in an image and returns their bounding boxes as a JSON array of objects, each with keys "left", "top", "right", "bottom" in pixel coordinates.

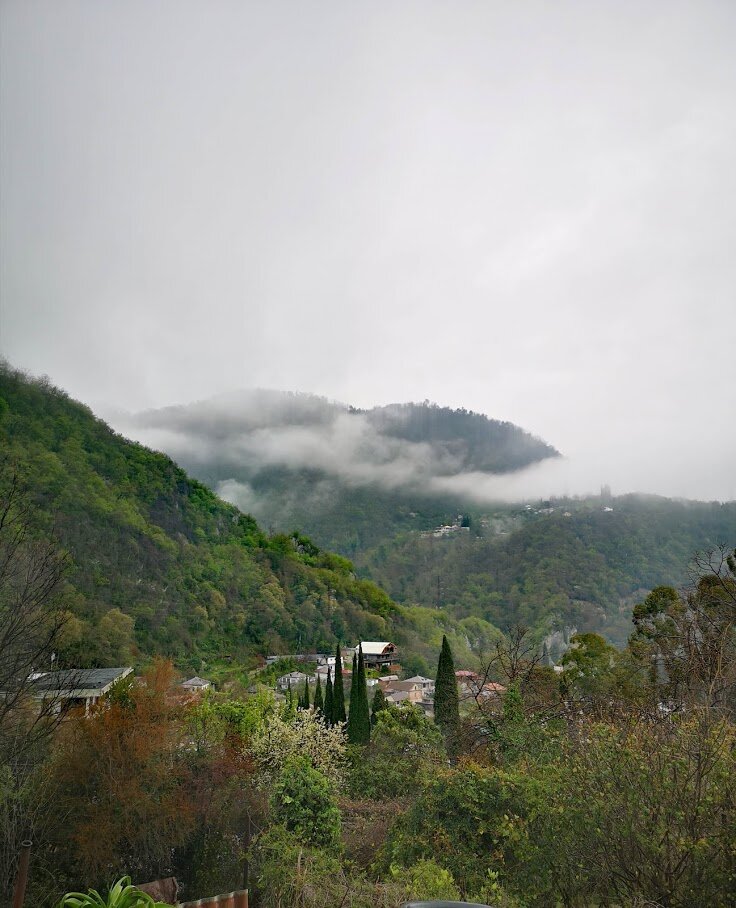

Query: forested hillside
[
  {"left": 362, "top": 497, "right": 736, "bottom": 646},
  {"left": 0, "top": 366, "right": 415, "bottom": 671},
  {"left": 117, "top": 389, "right": 735, "bottom": 648}
]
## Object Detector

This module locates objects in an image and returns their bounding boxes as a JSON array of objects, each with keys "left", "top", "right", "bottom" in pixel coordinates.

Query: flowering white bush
[{"left": 250, "top": 710, "right": 347, "bottom": 788}]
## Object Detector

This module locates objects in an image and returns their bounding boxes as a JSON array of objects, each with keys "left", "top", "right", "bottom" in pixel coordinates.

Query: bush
[{"left": 271, "top": 757, "right": 341, "bottom": 849}]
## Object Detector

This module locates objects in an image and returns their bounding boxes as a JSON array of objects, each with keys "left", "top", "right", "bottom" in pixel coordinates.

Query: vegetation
[
  {"left": 57, "top": 877, "right": 169, "bottom": 907},
  {"left": 0, "top": 365, "right": 410, "bottom": 668},
  {"left": 433, "top": 635, "right": 459, "bottom": 750},
  {"left": 2, "top": 365, "right": 736, "bottom": 906},
  {"left": 346, "top": 646, "right": 370, "bottom": 745},
  {"left": 2, "top": 544, "right": 735, "bottom": 906}
]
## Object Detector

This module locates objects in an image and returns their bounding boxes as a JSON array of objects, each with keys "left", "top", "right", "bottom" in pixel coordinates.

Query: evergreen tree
[
  {"left": 434, "top": 635, "right": 460, "bottom": 752},
  {"left": 333, "top": 643, "right": 346, "bottom": 724},
  {"left": 347, "top": 645, "right": 371, "bottom": 744},
  {"left": 301, "top": 677, "right": 310, "bottom": 710},
  {"left": 371, "top": 686, "right": 387, "bottom": 726},
  {"left": 313, "top": 674, "right": 323, "bottom": 713},
  {"left": 324, "top": 669, "right": 334, "bottom": 726}
]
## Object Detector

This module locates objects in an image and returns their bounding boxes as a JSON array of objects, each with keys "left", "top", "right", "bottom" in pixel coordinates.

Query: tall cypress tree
[
  {"left": 434, "top": 635, "right": 460, "bottom": 752},
  {"left": 347, "top": 652, "right": 359, "bottom": 739},
  {"left": 314, "top": 674, "right": 323, "bottom": 713},
  {"left": 301, "top": 677, "right": 310, "bottom": 710},
  {"left": 324, "top": 669, "right": 334, "bottom": 726},
  {"left": 347, "top": 645, "right": 371, "bottom": 744},
  {"left": 333, "top": 643, "right": 346, "bottom": 724}
]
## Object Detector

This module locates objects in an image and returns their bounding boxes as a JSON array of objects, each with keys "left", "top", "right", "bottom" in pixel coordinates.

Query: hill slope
[
  {"left": 0, "top": 366, "right": 429, "bottom": 672},
  {"left": 113, "top": 389, "right": 736, "bottom": 648}
]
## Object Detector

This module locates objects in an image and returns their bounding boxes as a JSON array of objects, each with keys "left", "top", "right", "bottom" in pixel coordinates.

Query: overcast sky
[{"left": 1, "top": 1, "right": 735, "bottom": 501}]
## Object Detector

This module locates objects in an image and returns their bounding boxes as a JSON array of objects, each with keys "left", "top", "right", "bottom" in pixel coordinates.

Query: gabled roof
[
  {"left": 405, "top": 675, "right": 433, "bottom": 684},
  {"left": 182, "top": 676, "right": 211, "bottom": 688},
  {"left": 360, "top": 641, "right": 396, "bottom": 656}
]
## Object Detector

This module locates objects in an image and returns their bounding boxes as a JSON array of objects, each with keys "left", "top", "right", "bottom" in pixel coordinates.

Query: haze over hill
[
  {"left": 113, "top": 391, "right": 560, "bottom": 515},
  {"left": 111, "top": 388, "right": 736, "bottom": 647}
]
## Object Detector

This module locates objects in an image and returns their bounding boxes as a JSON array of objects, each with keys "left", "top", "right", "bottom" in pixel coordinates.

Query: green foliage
[
  {"left": 389, "top": 859, "right": 461, "bottom": 901},
  {"left": 299, "top": 678, "right": 310, "bottom": 710},
  {"left": 0, "top": 365, "right": 407, "bottom": 666},
  {"left": 560, "top": 631, "right": 617, "bottom": 698},
  {"left": 271, "top": 757, "right": 341, "bottom": 849},
  {"left": 332, "top": 643, "right": 346, "bottom": 724},
  {"left": 379, "top": 762, "right": 527, "bottom": 895},
  {"left": 313, "top": 674, "right": 323, "bottom": 713},
  {"left": 519, "top": 715, "right": 736, "bottom": 906},
  {"left": 324, "top": 669, "right": 334, "bottom": 726},
  {"left": 434, "top": 635, "right": 459, "bottom": 750},
  {"left": 57, "top": 876, "right": 169, "bottom": 907},
  {"left": 370, "top": 687, "right": 387, "bottom": 725},
  {"left": 347, "top": 646, "right": 371, "bottom": 745},
  {"left": 348, "top": 705, "right": 444, "bottom": 800}
]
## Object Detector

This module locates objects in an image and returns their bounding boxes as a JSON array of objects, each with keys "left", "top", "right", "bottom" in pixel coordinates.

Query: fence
[{"left": 178, "top": 890, "right": 248, "bottom": 908}]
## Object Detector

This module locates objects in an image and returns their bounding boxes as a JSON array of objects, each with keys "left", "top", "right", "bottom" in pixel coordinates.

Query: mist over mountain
[{"left": 113, "top": 390, "right": 560, "bottom": 519}]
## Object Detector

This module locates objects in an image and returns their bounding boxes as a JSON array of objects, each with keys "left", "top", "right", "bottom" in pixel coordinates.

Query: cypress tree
[
  {"left": 434, "top": 635, "right": 460, "bottom": 752},
  {"left": 324, "top": 669, "right": 334, "bottom": 726},
  {"left": 371, "top": 687, "right": 387, "bottom": 726},
  {"left": 347, "top": 645, "right": 371, "bottom": 744},
  {"left": 314, "top": 674, "right": 323, "bottom": 713},
  {"left": 333, "top": 643, "right": 346, "bottom": 724},
  {"left": 301, "top": 677, "right": 310, "bottom": 710}
]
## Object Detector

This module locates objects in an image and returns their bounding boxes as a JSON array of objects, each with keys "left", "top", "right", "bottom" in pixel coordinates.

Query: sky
[{"left": 1, "top": 1, "right": 735, "bottom": 501}]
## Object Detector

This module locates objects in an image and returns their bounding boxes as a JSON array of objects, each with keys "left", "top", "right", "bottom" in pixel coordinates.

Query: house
[
  {"left": 360, "top": 642, "right": 398, "bottom": 669},
  {"left": 404, "top": 675, "right": 435, "bottom": 696},
  {"left": 386, "top": 681, "right": 424, "bottom": 703},
  {"left": 385, "top": 690, "right": 411, "bottom": 705},
  {"left": 30, "top": 667, "right": 133, "bottom": 715},
  {"left": 377, "top": 674, "right": 399, "bottom": 690},
  {"left": 276, "top": 671, "right": 312, "bottom": 691},
  {"left": 182, "top": 676, "right": 212, "bottom": 693}
]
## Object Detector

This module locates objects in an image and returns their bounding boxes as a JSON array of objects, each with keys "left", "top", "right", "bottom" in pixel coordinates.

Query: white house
[
  {"left": 182, "top": 676, "right": 212, "bottom": 693},
  {"left": 277, "top": 671, "right": 312, "bottom": 691}
]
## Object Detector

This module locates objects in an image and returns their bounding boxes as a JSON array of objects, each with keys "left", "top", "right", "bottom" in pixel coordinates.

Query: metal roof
[{"left": 30, "top": 667, "right": 132, "bottom": 694}]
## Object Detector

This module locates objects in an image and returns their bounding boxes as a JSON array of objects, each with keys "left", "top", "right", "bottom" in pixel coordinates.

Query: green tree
[
  {"left": 313, "top": 674, "right": 323, "bottom": 713},
  {"left": 560, "top": 632, "right": 616, "bottom": 699},
  {"left": 300, "top": 677, "right": 310, "bottom": 710},
  {"left": 434, "top": 635, "right": 460, "bottom": 751},
  {"left": 371, "top": 687, "right": 387, "bottom": 726},
  {"left": 270, "top": 756, "right": 341, "bottom": 849},
  {"left": 349, "top": 705, "right": 444, "bottom": 800},
  {"left": 333, "top": 644, "right": 346, "bottom": 724},
  {"left": 347, "top": 646, "right": 370, "bottom": 744},
  {"left": 324, "top": 669, "right": 334, "bottom": 726}
]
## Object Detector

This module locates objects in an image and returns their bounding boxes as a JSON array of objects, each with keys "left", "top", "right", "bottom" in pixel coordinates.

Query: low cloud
[{"left": 109, "top": 388, "right": 735, "bottom": 514}]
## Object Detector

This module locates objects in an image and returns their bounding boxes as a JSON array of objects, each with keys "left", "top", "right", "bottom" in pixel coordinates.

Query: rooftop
[
  {"left": 31, "top": 667, "right": 132, "bottom": 694},
  {"left": 360, "top": 641, "right": 396, "bottom": 656}
]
